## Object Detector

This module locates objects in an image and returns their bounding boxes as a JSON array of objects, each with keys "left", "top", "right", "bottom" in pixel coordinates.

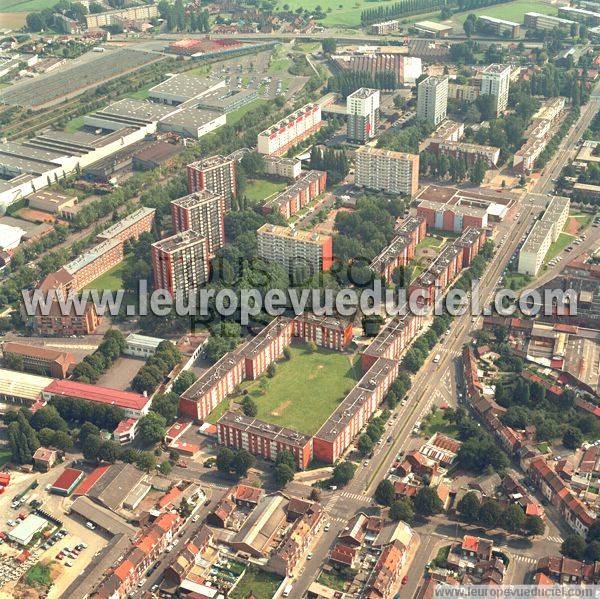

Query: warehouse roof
[
  {"left": 44, "top": 380, "right": 150, "bottom": 411},
  {"left": 70, "top": 496, "right": 137, "bottom": 537},
  {"left": 0, "top": 368, "right": 53, "bottom": 402},
  {"left": 51, "top": 467, "right": 84, "bottom": 491}
]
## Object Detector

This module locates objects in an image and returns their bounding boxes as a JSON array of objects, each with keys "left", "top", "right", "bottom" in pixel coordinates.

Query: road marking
[
  {"left": 340, "top": 491, "right": 371, "bottom": 503},
  {"left": 547, "top": 536, "right": 563, "bottom": 544},
  {"left": 512, "top": 555, "right": 538, "bottom": 565}
]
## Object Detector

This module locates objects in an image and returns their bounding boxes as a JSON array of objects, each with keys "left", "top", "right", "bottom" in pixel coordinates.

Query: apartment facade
[
  {"left": 370, "top": 19, "right": 401, "bottom": 34},
  {"left": 96, "top": 206, "right": 156, "bottom": 244},
  {"left": 432, "top": 140, "right": 500, "bottom": 167},
  {"left": 186, "top": 155, "right": 237, "bottom": 211},
  {"left": 85, "top": 4, "right": 157, "bottom": 28},
  {"left": 257, "top": 224, "right": 333, "bottom": 276},
  {"left": 1, "top": 342, "right": 75, "bottom": 378},
  {"left": 558, "top": 6, "right": 600, "bottom": 27},
  {"left": 524, "top": 12, "right": 578, "bottom": 33},
  {"left": 263, "top": 155, "right": 302, "bottom": 179},
  {"left": 262, "top": 170, "right": 327, "bottom": 219},
  {"left": 151, "top": 230, "right": 210, "bottom": 294},
  {"left": 170, "top": 191, "right": 225, "bottom": 255},
  {"left": 257, "top": 104, "right": 322, "bottom": 156},
  {"left": 355, "top": 146, "right": 419, "bottom": 197},
  {"left": 477, "top": 15, "right": 520, "bottom": 37},
  {"left": 481, "top": 64, "right": 511, "bottom": 115},
  {"left": 417, "top": 75, "right": 448, "bottom": 125},
  {"left": 346, "top": 87, "right": 380, "bottom": 143},
  {"left": 292, "top": 313, "right": 353, "bottom": 351}
]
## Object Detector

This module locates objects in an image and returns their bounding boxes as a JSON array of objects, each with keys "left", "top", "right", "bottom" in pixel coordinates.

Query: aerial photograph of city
[{"left": 0, "top": 0, "right": 599, "bottom": 596}]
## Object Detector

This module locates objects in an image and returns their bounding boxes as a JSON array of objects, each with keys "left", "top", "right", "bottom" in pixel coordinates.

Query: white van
[{"left": 283, "top": 584, "right": 293, "bottom": 597}]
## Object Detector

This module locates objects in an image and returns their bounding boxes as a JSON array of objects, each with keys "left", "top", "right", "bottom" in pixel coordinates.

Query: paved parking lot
[{"left": 96, "top": 356, "right": 144, "bottom": 390}]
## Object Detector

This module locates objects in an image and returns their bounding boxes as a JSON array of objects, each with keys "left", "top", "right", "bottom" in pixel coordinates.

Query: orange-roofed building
[
  {"left": 158, "top": 486, "right": 182, "bottom": 510},
  {"left": 114, "top": 559, "right": 134, "bottom": 581},
  {"left": 72, "top": 465, "right": 110, "bottom": 497}
]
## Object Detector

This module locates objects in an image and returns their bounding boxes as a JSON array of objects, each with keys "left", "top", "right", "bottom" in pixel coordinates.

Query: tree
[
  {"left": 159, "top": 460, "right": 172, "bottom": 475},
  {"left": 479, "top": 499, "right": 502, "bottom": 528},
  {"left": 375, "top": 479, "right": 396, "bottom": 506},
  {"left": 217, "top": 447, "right": 235, "bottom": 473},
  {"left": 501, "top": 504, "right": 526, "bottom": 533},
  {"left": 242, "top": 397, "right": 258, "bottom": 417},
  {"left": 332, "top": 461, "right": 356, "bottom": 486},
  {"left": 136, "top": 451, "right": 157, "bottom": 472},
  {"left": 274, "top": 463, "right": 295, "bottom": 486},
  {"left": 173, "top": 371, "right": 197, "bottom": 395},
  {"left": 137, "top": 412, "right": 167, "bottom": 445},
  {"left": 52, "top": 431, "right": 73, "bottom": 451},
  {"left": 561, "top": 534, "right": 586, "bottom": 560},
  {"left": 358, "top": 434, "right": 374, "bottom": 456},
  {"left": 232, "top": 449, "right": 255, "bottom": 477},
  {"left": 276, "top": 449, "right": 296, "bottom": 471},
  {"left": 469, "top": 159, "right": 487, "bottom": 186},
  {"left": 82, "top": 434, "right": 102, "bottom": 461},
  {"left": 151, "top": 392, "right": 179, "bottom": 423},
  {"left": 267, "top": 362, "right": 276, "bottom": 378},
  {"left": 390, "top": 498, "right": 414, "bottom": 523},
  {"left": 563, "top": 426, "right": 583, "bottom": 450},
  {"left": 321, "top": 39, "right": 336, "bottom": 54},
  {"left": 26, "top": 12, "right": 46, "bottom": 31},
  {"left": 524, "top": 515, "right": 545, "bottom": 536},
  {"left": 457, "top": 491, "right": 481, "bottom": 523},
  {"left": 413, "top": 486, "right": 443, "bottom": 517}
]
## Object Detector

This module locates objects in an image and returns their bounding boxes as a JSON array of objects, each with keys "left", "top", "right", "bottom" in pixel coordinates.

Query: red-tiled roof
[
  {"left": 73, "top": 465, "right": 110, "bottom": 496},
  {"left": 234, "top": 484, "right": 262, "bottom": 504},
  {"left": 51, "top": 467, "right": 83, "bottom": 491},
  {"left": 44, "top": 380, "right": 150, "bottom": 411},
  {"left": 462, "top": 535, "right": 479, "bottom": 552},
  {"left": 158, "top": 487, "right": 182, "bottom": 509}
]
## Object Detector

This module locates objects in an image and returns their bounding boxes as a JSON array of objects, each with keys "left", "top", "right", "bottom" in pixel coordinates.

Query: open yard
[
  {"left": 416, "top": 236, "right": 445, "bottom": 251},
  {"left": 84, "top": 263, "right": 124, "bottom": 292},
  {"left": 226, "top": 99, "right": 268, "bottom": 126},
  {"left": 230, "top": 566, "right": 282, "bottom": 599},
  {"left": 0, "top": 0, "right": 55, "bottom": 11},
  {"left": 544, "top": 232, "right": 575, "bottom": 264},
  {"left": 422, "top": 409, "right": 458, "bottom": 438},
  {"left": 64, "top": 115, "right": 85, "bottom": 133},
  {"left": 243, "top": 177, "right": 287, "bottom": 205},
  {"left": 240, "top": 345, "right": 360, "bottom": 435},
  {"left": 450, "top": 0, "right": 556, "bottom": 26}
]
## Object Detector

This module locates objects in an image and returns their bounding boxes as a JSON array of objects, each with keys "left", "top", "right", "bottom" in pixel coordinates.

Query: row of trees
[
  {"left": 157, "top": 0, "right": 210, "bottom": 33},
  {"left": 72, "top": 330, "right": 126, "bottom": 384},
  {"left": 420, "top": 152, "right": 488, "bottom": 186},
  {"left": 357, "top": 410, "right": 391, "bottom": 457},
  {"left": 131, "top": 341, "right": 182, "bottom": 395},
  {"left": 361, "top": 0, "right": 446, "bottom": 25},
  {"left": 309, "top": 147, "right": 350, "bottom": 185},
  {"left": 457, "top": 492, "right": 545, "bottom": 536},
  {"left": 375, "top": 479, "right": 443, "bottom": 519},
  {"left": 216, "top": 446, "right": 256, "bottom": 478},
  {"left": 26, "top": 0, "right": 86, "bottom": 32}
]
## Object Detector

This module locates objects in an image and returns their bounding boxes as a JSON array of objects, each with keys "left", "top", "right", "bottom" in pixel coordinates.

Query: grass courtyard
[
  {"left": 243, "top": 177, "right": 288, "bottom": 205},
  {"left": 230, "top": 566, "right": 282, "bottom": 599},
  {"left": 239, "top": 345, "right": 360, "bottom": 435},
  {"left": 84, "top": 263, "right": 125, "bottom": 293},
  {"left": 544, "top": 232, "right": 575, "bottom": 265}
]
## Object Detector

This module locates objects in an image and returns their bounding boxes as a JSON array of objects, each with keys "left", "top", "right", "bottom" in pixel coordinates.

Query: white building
[
  {"left": 417, "top": 75, "right": 448, "bottom": 125},
  {"left": 263, "top": 155, "right": 302, "bottom": 179},
  {"left": 124, "top": 333, "right": 165, "bottom": 358},
  {"left": 0, "top": 223, "right": 26, "bottom": 250},
  {"left": 346, "top": 87, "right": 380, "bottom": 143},
  {"left": 8, "top": 514, "right": 48, "bottom": 545},
  {"left": 481, "top": 64, "right": 511, "bottom": 116},
  {"left": 148, "top": 74, "right": 225, "bottom": 106},
  {"left": 355, "top": 146, "right": 419, "bottom": 196}
]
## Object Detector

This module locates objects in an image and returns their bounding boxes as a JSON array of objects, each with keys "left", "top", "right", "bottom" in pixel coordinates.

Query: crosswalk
[
  {"left": 512, "top": 554, "right": 539, "bottom": 566},
  {"left": 340, "top": 491, "right": 371, "bottom": 504},
  {"left": 548, "top": 535, "right": 564, "bottom": 544}
]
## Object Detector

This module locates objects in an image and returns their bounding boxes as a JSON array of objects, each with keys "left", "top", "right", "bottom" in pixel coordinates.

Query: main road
[{"left": 290, "top": 83, "right": 600, "bottom": 598}]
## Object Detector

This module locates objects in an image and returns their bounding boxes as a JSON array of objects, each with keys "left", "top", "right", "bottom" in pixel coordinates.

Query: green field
[
  {"left": 226, "top": 100, "right": 268, "bottom": 126},
  {"left": 243, "top": 177, "right": 288, "bottom": 205},
  {"left": 241, "top": 345, "right": 360, "bottom": 435},
  {"left": 64, "top": 115, "right": 85, "bottom": 133},
  {"left": 0, "top": 0, "right": 55, "bottom": 12},
  {"left": 416, "top": 236, "right": 445, "bottom": 251},
  {"left": 450, "top": 0, "right": 556, "bottom": 26},
  {"left": 126, "top": 88, "right": 150, "bottom": 100},
  {"left": 422, "top": 409, "right": 459, "bottom": 438},
  {"left": 230, "top": 567, "right": 283, "bottom": 599},
  {"left": 84, "top": 263, "right": 125, "bottom": 292},
  {"left": 274, "top": 0, "right": 385, "bottom": 26},
  {"left": 544, "top": 232, "right": 575, "bottom": 264}
]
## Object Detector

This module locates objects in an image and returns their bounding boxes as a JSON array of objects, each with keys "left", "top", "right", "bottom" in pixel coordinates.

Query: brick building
[
  {"left": 292, "top": 313, "right": 353, "bottom": 351},
  {"left": 186, "top": 155, "right": 237, "bottom": 211},
  {"left": 1, "top": 342, "right": 75, "bottom": 378},
  {"left": 96, "top": 207, "right": 156, "bottom": 244},
  {"left": 262, "top": 170, "right": 327, "bottom": 219}
]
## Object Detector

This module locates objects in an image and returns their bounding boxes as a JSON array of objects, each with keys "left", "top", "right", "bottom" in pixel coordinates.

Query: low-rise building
[
  {"left": 524, "top": 12, "right": 578, "bottom": 33},
  {"left": 123, "top": 333, "right": 165, "bottom": 359},
  {"left": 28, "top": 189, "right": 79, "bottom": 219},
  {"left": 8, "top": 514, "right": 48, "bottom": 546},
  {"left": 0, "top": 368, "right": 53, "bottom": 405},
  {"left": 414, "top": 20, "right": 453, "bottom": 37},
  {"left": 370, "top": 19, "right": 401, "bottom": 35},
  {"left": 33, "top": 447, "right": 58, "bottom": 471},
  {"left": 1, "top": 342, "right": 75, "bottom": 378},
  {"left": 262, "top": 170, "right": 327, "bottom": 219},
  {"left": 263, "top": 155, "right": 302, "bottom": 179},
  {"left": 50, "top": 467, "right": 85, "bottom": 496}
]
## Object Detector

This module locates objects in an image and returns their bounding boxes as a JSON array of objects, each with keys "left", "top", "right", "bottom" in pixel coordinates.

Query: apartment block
[
  {"left": 518, "top": 195, "right": 570, "bottom": 276},
  {"left": 477, "top": 15, "right": 520, "bottom": 37},
  {"left": 417, "top": 75, "right": 448, "bottom": 125},
  {"left": 262, "top": 170, "right": 327, "bottom": 219},
  {"left": 558, "top": 6, "right": 600, "bottom": 27},
  {"left": 171, "top": 191, "right": 225, "bottom": 255},
  {"left": 257, "top": 103, "right": 322, "bottom": 156},
  {"left": 430, "top": 140, "right": 500, "bottom": 167},
  {"left": 96, "top": 206, "right": 156, "bottom": 244},
  {"left": 218, "top": 411, "right": 314, "bottom": 469},
  {"left": 31, "top": 296, "right": 101, "bottom": 336},
  {"left": 481, "top": 64, "right": 511, "bottom": 116},
  {"left": 448, "top": 82, "right": 480, "bottom": 102},
  {"left": 263, "top": 155, "right": 302, "bottom": 179},
  {"left": 346, "top": 87, "right": 380, "bottom": 143},
  {"left": 524, "top": 12, "right": 578, "bottom": 33},
  {"left": 186, "top": 155, "right": 237, "bottom": 211},
  {"left": 355, "top": 146, "right": 419, "bottom": 197},
  {"left": 85, "top": 4, "right": 157, "bottom": 28},
  {"left": 370, "top": 216, "right": 427, "bottom": 281},
  {"left": 257, "top": 224, "right": 333, "bottom": 276},
  {"left": 370, "top": 19, "right": 401, "bottom": 35},
  {"left": 151, "top": 230, "right": 209, "bottom": 294},
  {"left": 292, "top": 313, "right": 353, "bottom": 351}
]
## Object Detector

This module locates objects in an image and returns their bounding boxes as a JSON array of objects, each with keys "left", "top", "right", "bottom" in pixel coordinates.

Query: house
[
  {"left": 33, "top": 447, "right": 57, "bottom": 471},
  {"left": 233, "top": 484, "right": 263, "bottom": 508},
  {"left": 330, "top": 543, "right": 359, "bottom": 568},
  {"left": 206, "top": 495, "right": 236, "bottom": 528},
  {"left": 536, "top": 556, "right": 600, "bottom": 584}
]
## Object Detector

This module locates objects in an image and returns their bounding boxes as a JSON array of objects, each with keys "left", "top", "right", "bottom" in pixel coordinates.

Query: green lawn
[
  {"left": 186, "top": 64, "right": 211, "bottom": 77},
  {"left": 243, "top": 177, "right": 288, "bottom": 205},
  {"left": 450, "top": 0, "right": 556, "bottom": 26},
  {"left": 64, "top": 115, "right": 85, "bottom": 133},
  {"left": 226, "top": 100, "right": 268, "bottom": 126},
  {"left": 416, "top": 236, "right": 445, "bottom": 251},
  {"left": 544, "top": 232, "right": 575, "bottom": 264},
  {"left": 0, "top": 449, "right": 11, "bottom": 466},
  {"left": 206, "top": 398, "right": 232, "bottom": 425},
  {"left": 240, "top": 345, "right": 360, "bottom": 435},
  {"left": 0, "top": 0, "right": 56, "bottom": 11},
  {"left": 503, "top": 271, "right": 532, "bottom": 291},
  {"left": 25, "top": 563, "right": 53, "bottom": 587},
  {"left": 126, "top": 88, "right": 150, "bottom": 100},
  {"left": 422, "top": 409, "right": 458, "bottom": 438},
  {"left": 318, "top": 570, "right": 348, "bottom": 592},
  {"left": 230, "top": 566, "right": 282, "bottom": 599},
  {"left": 569, "top": 209, "right": 594, "bottom": 231},
  {"left": 84, "top": 263, "right": 125, "bottom": 292},
  {"left": 274, "top": 0, "right": 392, "bottom": 26}
]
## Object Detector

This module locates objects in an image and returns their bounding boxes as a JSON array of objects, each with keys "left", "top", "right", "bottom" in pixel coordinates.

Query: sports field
[
  {"left": 450, "top": 0, "right": 556, "bottom": 26},
  {"left": 241, "top": 345, "right": 360, "bottom": 435}
]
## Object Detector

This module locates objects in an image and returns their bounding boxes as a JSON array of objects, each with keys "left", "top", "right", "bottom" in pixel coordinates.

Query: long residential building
[
  {"left": 524, "top": 12, "right": 578, "bottom": 33},
  {"left": 257, "top": 103, "right": 322, "bottom": 156},
  {"left": 370, "top": 216, "right": 427, "bottom": 281},
  {"left": 151, "top": 230, "right": 210, "bottom": 294},
  {"left": 262, "top": 170, "right": 327, "bottom": 219},
  {"left": 332, "top": 52, "right": 422, "bottom": 86},
  {"left": 96, "top": 206, "right": 156, "bottom": 244},
  {"left": 186, "top": 154, "right": 237, "bottom": 211},
  {"left": 518, "top": 195, "right": 570, "bottom": 276},
  {"left": 170, "top": 191, "right": 225, "bottom": 255},
  {"left": 558, "top": 6, "right": 600, "bottom": 27},
  {"left": 257, "top": 224, "right": 333, "bottom": 276},
  {"left": 355, "top": 146, "right": 419, "bottom": 197},
  {"left": 1, "top": 342, "right": 75, "bottom": 379},
  {"left": 370, "top": 19, "right": 401, "bottom": 35},
  {"left": 427, "top": 140, "right": 500, "bottom": 167},
  {"left": 477, "top": 15, "right": 520, "bottom": 37}
]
